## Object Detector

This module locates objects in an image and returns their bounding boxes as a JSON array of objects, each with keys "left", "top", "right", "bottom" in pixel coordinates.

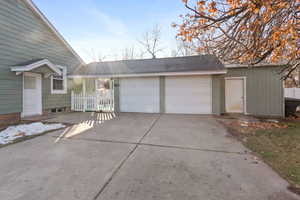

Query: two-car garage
[
  {"left": 74, "top": 55, "right": 226, "bottom": 115},
  {"left": 119, "top": 76, "right": 212, "bottom": 114},
  {"left": 70, "top": 55, "right": 285, "bottom": 118}
]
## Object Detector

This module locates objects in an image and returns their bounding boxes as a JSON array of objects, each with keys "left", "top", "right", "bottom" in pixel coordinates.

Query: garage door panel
[
  {"left": 120, "top": 77, "right": 160, "bottom": 113},
  {"left": 165, "top": 76, "right": 212, "bottom": 114}
]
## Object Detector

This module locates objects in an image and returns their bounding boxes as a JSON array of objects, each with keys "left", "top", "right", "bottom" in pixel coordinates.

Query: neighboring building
[
  {"left": 70, "top": 57, "right": 285, "bottom": 117},
  {"left": 0, "top": 0, "right": 84, "bottom": 125},
  {"left": 0, "top": 0, "right": 285, "bottom": 126}
]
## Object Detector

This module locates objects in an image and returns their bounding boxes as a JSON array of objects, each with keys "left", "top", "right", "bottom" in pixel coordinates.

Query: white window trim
[{"left": 51, "top": 65, "right": 67, "bottom": 94}]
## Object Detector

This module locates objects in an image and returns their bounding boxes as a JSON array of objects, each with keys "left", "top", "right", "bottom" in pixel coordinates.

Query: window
[
  {"left": 96, "top": 79, "right": 111, "bottom": 90},
  {"left": 51, "top": 66, "right": 67, "bottom": 94}
]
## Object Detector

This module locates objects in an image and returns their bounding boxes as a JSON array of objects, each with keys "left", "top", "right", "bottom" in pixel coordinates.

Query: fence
[
  {"left": 71, "top": 91, "right": 114, "bottom": 112},
  {"left": 285, "top": 88, "right": 300, "bottom": 99}
]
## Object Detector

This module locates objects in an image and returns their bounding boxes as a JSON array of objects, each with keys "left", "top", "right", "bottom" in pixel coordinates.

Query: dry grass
[
  {"left": 220, "top": 118, "right": 300, "bottom": 194},
  {"left": 246, "top": 123, "right": 300, "bottom": 187}
]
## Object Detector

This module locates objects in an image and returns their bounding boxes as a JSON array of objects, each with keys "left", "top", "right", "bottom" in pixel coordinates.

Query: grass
[{"left": 244, "top": 122, "right": 300, "bottom": 191}]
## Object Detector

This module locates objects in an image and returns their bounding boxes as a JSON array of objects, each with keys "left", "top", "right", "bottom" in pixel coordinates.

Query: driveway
[{"left": 0, "top": 113, "right": 298, "bottom": 200}]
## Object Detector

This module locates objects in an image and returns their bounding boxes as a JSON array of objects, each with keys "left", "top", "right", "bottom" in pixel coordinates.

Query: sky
[{"left": 33, "top": 0, "right": 188, "bottom": 63}]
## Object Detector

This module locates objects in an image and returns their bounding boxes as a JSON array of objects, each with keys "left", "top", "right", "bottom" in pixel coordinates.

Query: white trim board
[
  {"left": 225, "top": 63, "right": 285, "bottom": 68},
  {"left": 68, "top": 70, "right": 228, "bottom": 79},
  {"left": 23, "top": 0, "right": 85, "bottom": 65},
  {"left": 11, "top": 59, "right": 62, "bottom": 77}
]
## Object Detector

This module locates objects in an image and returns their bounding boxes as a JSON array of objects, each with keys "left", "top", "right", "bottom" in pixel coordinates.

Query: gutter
[{"left": 67, "top": 70, "right": 228, "bottom": 79}]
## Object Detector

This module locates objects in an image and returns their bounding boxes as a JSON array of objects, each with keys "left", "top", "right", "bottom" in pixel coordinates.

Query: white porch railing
[
  {"left": 285, "top": 88, "right": 300, "bottom": 99},
  {"left": 71, "top": 91, "right": 114, "bottom": 112}
]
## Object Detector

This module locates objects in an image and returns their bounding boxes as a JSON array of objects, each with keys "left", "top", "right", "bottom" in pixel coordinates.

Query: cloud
[
  {"left": 69, "top": 6, "right": 134, "bottom": 62},
  {"left": 87, "top": 8, "right": 128, "bottom": 37},
  {"left": 69, "top": 5, "right": 180, "bottom": 63},
  {"left": 71, "top": 36, "right": 137, "bottom": 63}
]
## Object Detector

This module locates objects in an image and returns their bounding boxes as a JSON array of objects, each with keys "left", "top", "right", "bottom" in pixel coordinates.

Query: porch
[{"left": 71, "top": 78, "right": 115, "bottom": 112}]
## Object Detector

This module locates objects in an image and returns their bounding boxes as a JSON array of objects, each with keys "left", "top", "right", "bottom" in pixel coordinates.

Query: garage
[
  {"left": 120, "top": 77, "right": 160, "bottom": 113},
  {"left": 165, "top": 76, "right": 212, "bottom": 114},
  {"left": 70, "top": 55, "right": 226, "bottom": 114}
]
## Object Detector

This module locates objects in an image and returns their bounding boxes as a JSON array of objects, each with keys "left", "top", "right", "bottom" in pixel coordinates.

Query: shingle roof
[{"left": 70, "top": 55, "right": 225, "bottom": 76}]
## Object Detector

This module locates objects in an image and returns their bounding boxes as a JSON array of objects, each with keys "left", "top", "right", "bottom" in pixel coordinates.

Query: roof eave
[
  {"left": 11, "top": 59, "right": 62, "bottom": 77},
  {"left": 68, "top": 70, "right": 227, "bottom": 78},
  {"left": 225, "top": 63, "right": 287, "bottom": 68}
]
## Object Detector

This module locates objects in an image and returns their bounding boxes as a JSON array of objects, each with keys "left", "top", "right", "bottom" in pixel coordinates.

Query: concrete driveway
[{"left": 0, "top": 113, "right": 298, "bottom": 200}]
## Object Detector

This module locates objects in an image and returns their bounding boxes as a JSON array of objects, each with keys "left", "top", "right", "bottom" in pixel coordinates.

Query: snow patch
[{"left": 0, "top": 122, "right": 65, "bottom": 145}]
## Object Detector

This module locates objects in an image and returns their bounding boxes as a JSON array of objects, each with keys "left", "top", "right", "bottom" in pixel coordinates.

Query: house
[
  {"left": 0, "top": 0, "right": 285, "bottom": 126},
  {"left": 69, "top": 57, "right": 285, "bottom": 117},
  {"left": 0, "top": 0, "right": 84, "bottom": 125}
]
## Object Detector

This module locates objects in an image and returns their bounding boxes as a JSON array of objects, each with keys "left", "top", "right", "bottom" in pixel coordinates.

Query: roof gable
[
  {"left": 23, "top": 0, "right": 84, "bottom": 65},
  {"left": 11, "top": 59, "right": 62, "bottom": 77}
]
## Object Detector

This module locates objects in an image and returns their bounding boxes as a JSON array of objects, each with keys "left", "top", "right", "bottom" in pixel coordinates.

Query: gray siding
[
  {"left": 42, "top": 78, "right": 71, "bottom": 109},
  {"left": 212, "top": 66, "right": 284, "bottom": 117},
  {"left": 212, "top": 75, "right": 222, "bottom": 115},
  {"left": 113, "top": 78, "right": 120, "bottom": 113},
  {"left": 0, "top": 0, "right": 82, "bottom": 114},
  {"left": 159, "top": 76, "right": 165, "bottom": 113}
]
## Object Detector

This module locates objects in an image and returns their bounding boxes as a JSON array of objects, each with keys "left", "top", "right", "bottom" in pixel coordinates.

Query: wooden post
[
  {"left": 111, "top": 79, "right": 114, "bottom": 112},
  {"left": 71, "top": 91, "right": 74, "bottom": 111},
  {"left": 83, "top": 79, "right": 86, "bottom": 112}
]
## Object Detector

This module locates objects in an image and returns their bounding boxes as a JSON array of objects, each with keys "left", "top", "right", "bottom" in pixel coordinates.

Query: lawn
[
  {"left": 220, "top": 117, "right": 300, "bottom": 194},
  {"left": 246, "top": 123, "right": 300, "bottom": 190}
]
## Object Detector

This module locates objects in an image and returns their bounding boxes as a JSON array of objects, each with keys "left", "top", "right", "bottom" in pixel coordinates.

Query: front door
[
  {"left": 225, "top": 78, "right": 245, "bottom": 113},
  {"left": 22, "top": 73, "right": 42, "bottom": 117}
]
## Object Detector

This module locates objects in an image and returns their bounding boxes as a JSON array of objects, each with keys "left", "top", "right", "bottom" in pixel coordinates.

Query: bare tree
[
  {"left": 285, "top": 69, "right": 300, "bottom": 87},
  {"left": 84, "top": 49, "right": 107, "bottom": 62},
  {"left": 122, "top": 46, "right": 136, "bottom": 60},
  {"left": 138, "top": 25, "right": 164, "bottom": 59},
  {"left": 138, "top": 50, "right": 146, "bottom": 59},
  {"left": 171, "top": 40, "right": 197, "bottom": 57}
]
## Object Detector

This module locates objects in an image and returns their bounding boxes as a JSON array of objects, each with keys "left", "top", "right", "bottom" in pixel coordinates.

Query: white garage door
[
  {"left": 120, "top": 77, "right": 160, "bottom": 113},
  {"left": 165, "top": 76, "right": 212, "bottom": 114}
]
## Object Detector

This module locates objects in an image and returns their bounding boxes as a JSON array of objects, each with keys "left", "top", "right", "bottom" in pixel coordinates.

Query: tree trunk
[{"left": 298, "top": 69, "right": 300, "bottom": 87}]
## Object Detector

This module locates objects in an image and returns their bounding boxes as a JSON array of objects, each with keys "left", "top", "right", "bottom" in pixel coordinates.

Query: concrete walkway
[{"left": 0, "top": 113, "right": 298, "bottom": 200}]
